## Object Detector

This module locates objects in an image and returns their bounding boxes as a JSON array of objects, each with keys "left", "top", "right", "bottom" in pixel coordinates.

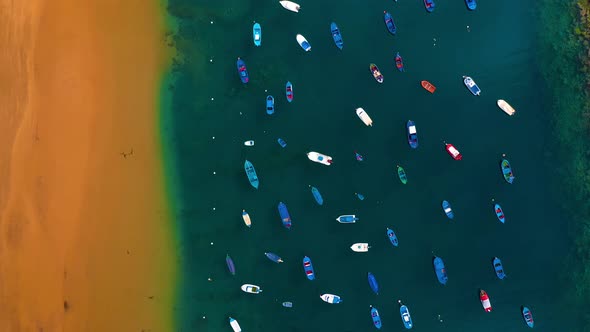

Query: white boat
[
  {"left": 320, "top": 294, "right": 342, "bottom": 304},
  {"left": 241, "top": 284, "right": 263, "bottom": 294},
  {"left": 244, "top": 140, "right": 254, "bottom": 146},
  {"left": 229, "top": 317, "right": 242, "bottom": 332},
  {"left": 242, "top": 210, "right": 251, "bottom": 227},
  {"left": 350, "top": 243, "right": 370, "bottom": 252},
  {"left": 336, "top": 215, "right": 358, "bottom": 223},
  {"left": 296, "top": 34, "right": 311, "bottom": 52},
  {"left": 279, "top": 1, "right": 301, "bottom": 13},
  {"left": 497, "top": 99, "right": 516, "bottom": 116},
  {"left": 307, "top": 151, "right": 332, "bottom": 166},
  {"left": 356, "top": 108, "right": 373, "bottom": 126}
]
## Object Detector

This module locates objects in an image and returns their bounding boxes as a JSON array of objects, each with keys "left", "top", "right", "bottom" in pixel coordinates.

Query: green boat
[{"left": 397, "top": 165, "right": 407, "bottom": 184}]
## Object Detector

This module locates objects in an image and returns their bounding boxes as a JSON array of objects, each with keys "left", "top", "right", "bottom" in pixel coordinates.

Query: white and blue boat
[
  {"left": 336, "top": 215, "right": 358, "bottom": 223},
  {"left": 296, "top": 34, "right": 311, "bottom": 51},
  {"left": 407, "top": 120, "right": 418, "bottom": 149},
  {"left": 398, "top": 300, "right": 413, "bottom": 329},
  {"left": 330, "top": 22, "right": 343, "bottom": 50},
  {"left": 265, "top": 252, "right": 283, "bottom": 263},
  {"left": 282, "top": 301, "right": 293, "bottom": 308},
  {"left": 244, "top": 160, "right": 259, "bottom": 189},
  {"left": 229, "top": 317, "right": 242, "bottom": 332},
  {"left": 442, "top": 200, "right": 454, "bottom": 219},
  {"left": 387, "top": 228, "right": 399, "bottom": 247},
  {"left": 493, "top": 257, "right": 506, "bottom": 280},
  {"left": 310, "top": 186, "right": 324, "bottom": 205},
  {"left": 463, "top": 76, "right": 481, "bottom": 96},
  {"left": 320, "top": 293, "right": 342, "bottom": 304},
  {"left": 465, "top": 0, "right": 477, "bottom": 10},
  {"left": 277, "top": 138, "right": 287, "bottom": 148},
  {"left": 433, "top": 256, "right": 448, "bottom": 285},
  {"left": 266, "top": 95, "right": 275, "bottom": 115},
  {"left": 278, "top": 202, "right": 292, "bottom": 229},
  {"left": 494, "top": 203, "right": 506, "bottom": 223},
  {"left": 370, "top": 305, "right": 382, "bottom": 329},
  {"left": 522, "top": 306, "right": 534, "bottom": 328},
  {"left": 367, "top": 272, "right": 379, "bottom": 295},
  {"left": 253, "top": 22, "right": 261, "bottom": 46},
  {"left": 303, "top": 256, "right": 315, "bottom": 280}
]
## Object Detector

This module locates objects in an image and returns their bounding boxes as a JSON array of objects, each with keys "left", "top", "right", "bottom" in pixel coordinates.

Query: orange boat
[{"left": 421, "top": 80, "right": 436, "bottom": 93}]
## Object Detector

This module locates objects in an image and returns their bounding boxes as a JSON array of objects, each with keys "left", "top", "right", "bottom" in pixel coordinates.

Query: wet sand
[{"left": 0, "top": 0, "right": 176, "bottom": 331}]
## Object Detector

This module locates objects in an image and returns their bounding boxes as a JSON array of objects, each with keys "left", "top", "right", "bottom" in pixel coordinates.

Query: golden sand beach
[{"left": 0, "top": 0, "right": 176, "bottom": 331}]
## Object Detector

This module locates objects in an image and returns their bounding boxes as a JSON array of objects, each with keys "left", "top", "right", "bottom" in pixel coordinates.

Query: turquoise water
[{"left": 165, "top": 0, "right": 577, "bottom": 331}]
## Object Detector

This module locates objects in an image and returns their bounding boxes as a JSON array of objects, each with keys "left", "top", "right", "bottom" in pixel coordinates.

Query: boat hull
[
  {"left": 236, "top": 58, "right": 249, "bottom": 83},
  {"left": 387, "top": 228, "right": 399, "bottom": 247},
  {"left": 480, "top": 290, "right": 492, "bottom": 312},
  {"left": 501, "top": 159, "right": 515, "bottom": 183},
  {"left": 399, "top": 304, "right": 413, "bottom": 329},
  {"left": 279, "top": 0, "right": 300, "bottom": 12},
  {"left": 445, "top": 143, "right": 462, "bottom": 160},
  {"left": 311, "top": 186, "right": 324, "bottom": 205},
  {"left": 369, "top": 63, "right": 384, "bottom": 83},
  {"left": 277, "top": 138, "right": 287, "bottom": 148},
  {"left": 296, "top": 34, "right": 311, "bottom": 51},
  {"left": 241, "top": 284, "right": 262, "bottom": 294},
  {"left": 368, "top": 272, "right": 379, "bottom": 294},
  {"left": 421, "top": 80, "right": 436, "bottom": 93},
  {"left": 384, "top": 11, "right": 397, "bottom": 35},
  {"left": 356, "top": 107, "right": 373, "bottom": 126},
  {"left": 244, "top": 160, "right": 259, "bottom": 189},
  {"left": 226, "top": 254, "right": 236, "bottom": 275},
  {"left": 303, "top": 256, "right": 315, "bottom": 280},
  {"left": 242, "top": 210, "right": 252, "bottom": 227},
  {"left": 397, "top": 166, "right": 407, "bottom": 184},
  {"left": 351, "top": 243, "right": 370, "bottom": 252},
  {"left": 424, "top": 0, "right": 435, "bottom": 12},
  {"left": 286, "top": 81, "right": 294, "bottom": 102},
  {"left": 307, "top": 151, "right": 333, "bottom": 165},
  {"left": 395, "top": 52, "right": 404, "bottom": 72},
  {"left": 493, "top": 257, "right": 506, "bottom": 279},
  {"left": 320, "top": 294, "right": 342, "bottom": 303},
  {"left": 229, "top": 317, "right": 242, "bottom": 332},
  {"left": 465, "top": 0, "right": 477, "bottom": 10},
  {"left": 494, "top": 204, "right": 505, "bottom": 223},
  {"left": 266, "top": 95, "right": 274, "bottom": 115},
  {"left": 265, "top": 252, "right": 283, "bottom": 263},
  {"left": 330, "top": 22, "right": 343, "bottom": 50},
  {"left": 253, "top": 23, "right": 261, "bottom": 46},
  {"left": 433, "top": 256, "right": 448, "bottom": 285},
  {"left": 522, "top": 306, "right": 534, "bottom": 328},
  {"left": 442, "top": 200, "right": 454, "bottom": 219},
  {"left": 407, "top": 120, "right": 418, "bottom": 148},
  {"left": 463, "top": 76, "right": 481, "bottom": 95},
  {"left": 497, "top": 99, "right": 515, "bottom": 115},
  {"left": 278, "top": 202, "right": 292, "bottom": 229},
  {"left": 370, "top": 306, "right": 382, "bottom": 329},
  {"left": 337, "top": 215, "right": 358, "bottom": 223}
]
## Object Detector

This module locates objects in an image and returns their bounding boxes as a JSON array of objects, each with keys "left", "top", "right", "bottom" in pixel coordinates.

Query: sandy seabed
[{"left": 0, "top": 0, "right": 177, "bottom": 331}]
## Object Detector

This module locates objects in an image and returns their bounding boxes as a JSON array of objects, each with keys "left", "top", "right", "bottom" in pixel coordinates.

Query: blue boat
[
  {"left": 282, "top": 301, "right": 293, "bottom": 308},
  {"left": 370, "top": 305, "right": 382, "bottom": 329},
  {"left": 236, "top": 57, "right": 249, "bottom": 83},
  {"left": 285, "top": 81, "right": 293, "bottom": 102},
  {"left": 277, "top": 138, "right": 287, "bottom": 148},
  {"left": 465, "top": 0, "right": 477, "bottom": 10},
  {"left": 493, "top": 257, "right": 506, "bottom": 280},
  {"left": 278, "top": 202, "right": 292, "bottom": 229},
  {"left": 266, "top": 95, "right": 275, "bottom": 115},
  {"left": 226, "top": 254, "right": 236, "bottom": 275},
  {"left": 355, "top": 193, "right": 365, "bottom": 200},
  {"left": 367, "top": 272, "right": 379, "bottom": 295},
  {"left": 433, "top": 256, "right": 448, "bottom": 285},
  {"left": 253, "top": 22, "right": 261, "bottom": 46},
  {"left": 336, "top": 215, "right": 358, "bottom": 223},
  {"left": 501, "top": 157, "right": 515, "bottom": 183},
  {"left": 330, "top": 22, "right": 343, "bottom": 50},
  {"left": 407, "top": 120, "right": 418, "bottom": 149},
  {"left": 423, "top": 0, "right": 435, "bottom": 12},
  {"left": 494, "top": 203, "right": 505, "bottom": 223},
  {"left": 463, "top": 76, "right": 481, "bottom": 96},
  {"left": 265, "top": 252, "right": 283, "bottom": 263},
  {"left": 303, "top": 256, "right": 315, "bottom": 280},
  {"left": 244, "top": 160, "right": 259, "bottom": 189},
  {"left": 398, "top": 300, "right": 413, "bottom": 329},
  {"left": 310, "top": 186, "right": 323, "bottom": 205},
  {"left": 522, "top": 306, "right": 534, "bottom": 328},
  {"left": 387, "top": 228, "right": 399, "bottom": 247},
  {"left": 442, "top": 200, "right": 454, "bottom": 219},
  {"left": 383, "top": 11, "right": 397, "bottom": 35}
]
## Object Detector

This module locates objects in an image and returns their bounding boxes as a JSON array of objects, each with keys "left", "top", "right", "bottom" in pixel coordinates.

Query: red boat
[
  {"left": 480, "top": 290, "right": 492, "bottom": 312},
  {"left": 445, "top": 143, "right": 462, "bottom": 160},
  {"left": 421, "top": 80, "right": 436, "bottom": 93}
]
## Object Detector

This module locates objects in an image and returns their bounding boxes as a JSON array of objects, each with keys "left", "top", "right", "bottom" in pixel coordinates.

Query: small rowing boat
[
  {"left": 242, "top": 210, "right": 252, "bottom": 227},
  {"left": 356, "top": 107, "right": 373, "bottom": 126},
  {"left": 296, "top": 34, "right": 311, "bottom": 51},
  {"left": 350, "top": 243, "right": 370, "bottom": 252},
  {"left": 277, "top": 138, "right": 287, "bottom": 148},
  {"left": 424, "top": 0, "right": 436, "bottom": 12},
  {"left": 355, "top": 151, "right": 364, "bottom": 161},
  {"left": 226, "top": 254, "right": 236, "bottom": 275},
  {"left": 265, "top": 252, "right": 283, "bottom": 263},
  {"left": 493, "top": 257, "right": 506, "bottom": 280},
  {"left": 266, "top": 95, "right": 274, "bottom": 115},
  {"left": 397, "top": 165, "right": 407, "bottom": 184},
  {"left": 307, "top": 151, "right": 333, "bottom": 165},
  {"left": 445, "top": 143, "right": 462, "bottom": 160},
  {"left": 370, "top": 305, "right": 382, "bottom": 329},
  {"left": 310, "top": 186, "right": 324, "bottom": 205},
  {"left": 480, "top": 289, "right": 492, "bottom": 312},
  {"left": 355, "top": 192, "right": 365, "bottom": 200},
  {"left": 278, "top": 202, "right": 292, "bottom": 229},
  {"left": 522, "top": 306, "right": 534, "bottom": 328},
  {"left": 369, "top": 63, "right": 384, "bottom": 83},
  {"left": 407, "top": 120, "right": 418, "bottom": 148},
  {"left": 384, "top": 11, "right": 397, "bottom": 35},
  {"left": 387, "top": 227, "right": 399, "bottom": 247},
  {"left": 286, "top": 81, "right": 294, "bottom": 102},
  {"left": 337, "top": 215, "right": 358, "bottom": 223},
  {"left": 494, "top": 203, "right": 505, "bottom": 223},
  {"left": 236, "top": 57, "right": 249, "bottom": 83},
  {"left": 279, "top": 0, "right": 300, "bottom": 13},
  {"left": 497, "top": 99, "right": 515, "bottom": 116},
  {"left": 244, "top": 160, "right": 259, "bottom": 189},
  {"left": 253, "top": 22, "right": 261, "bottom": 46},
  {"left": 303, "top": 256, "right": 315, "bottom": 280},
  {"left": 465, "top": 0, "right": 477, "bottom": 10},
  {"left": 229, "top": 317, "right": 242, "bottom": 332},
  {"left": 463, "top": 76, "right": 481, "bottom": 95},
  {"left": 421, "top": 80, "right": 436, "bottom": 93},
  {"left": 433, "top": 256, "right": 448, "bottom": 285},
  {"left": 241, "top": 284, "right": 263, "bottom": 294},
  {"left": 368, "top": 272, "right": 379, "bottom": 294},
  {"left": 244, "top": 140, "right": 254, "bottom": 146},
  {"left": 398, "top": 300, "right": 413, "bottom": 329},
  {"left": 442, "top": 200, "right": 454, "bottom": 219},
  {"left": 395, "top": 52, "right": 404, "bottom": 72},
  {"left": 330, "top": 22, "right": 343, "bottom": 50},
  {"left": 320, "top": 293, "right": 342, "bottom": 304},
  {"left": 501, "top": 157, "right": 515, "bottom": 183}
]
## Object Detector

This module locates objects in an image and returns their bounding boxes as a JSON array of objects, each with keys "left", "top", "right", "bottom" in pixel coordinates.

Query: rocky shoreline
[{"left": 577, "top": 2, "right": 590, "bottom": 82}]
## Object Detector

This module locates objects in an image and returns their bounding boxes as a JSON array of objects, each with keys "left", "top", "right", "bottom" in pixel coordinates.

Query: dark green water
[{"left": 164, "top": 0, "right": 577, "bottom": 331}]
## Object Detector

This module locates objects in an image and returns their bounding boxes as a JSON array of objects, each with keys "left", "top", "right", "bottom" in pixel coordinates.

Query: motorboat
[
  {"left": 350, "top": 243, "right": 370, "bottom": 252},
  {"left": 303, "top": 256, "right": 315, "bottom": 280},
  {"left": 278, "top": 202, "right": 292, "bottom": 229},
  {"left": 407, "top": 120, "right": 418, "bottom": 148},
  {"left": 442, "top": 200, "right": 454, "bottom": 219},
  {"left": 384, "top": 11, "right": 397, "bottom": 35},
  {"left": 395, "top": 52, "right": 404, "bottom": 72},
  {"left": 279, "top": 0, "right": 300, "bottom": 13},
  {"left": 494, "top": 203, "right": 505, "bottom": 223},
  {"left": 370, "top": 305, "right": 382, "bottom": 329},
  {"left": 445, "top": 143, "right": 462, "bottom": 160},
  {"left": 253, "top": 22, "right": 261, "bottom": 46},
  {"left": 296, "top": 34, "right": 311, "bottom": 51},
  {"left": 320, "top": 294, "right": 342, "bottom": 304},
  {"left": 266, "top": 95, "right": 274, "bottom": 115},
  {"left": 356, "top": 107, "right": 374, "bottom": 126},
  {"left": 244, "top": 160, "right": 259, "bottom": 189},
  {"left": 229, "top": 317, "right": 242, "bottom": 332},
  {"left": 277, "top": 138, "right": 287, "bottom": 148},
  {"left": 310, "top": 186, "right": 324, "bottom": 205},
  {"left": 307, "top": 151, "right": 333, "bottom": 165},
  {"left": 236, "top": 57, "right": 249, "bottom": 83},
  {"left": 493, "top": 257, "right": 506, "bottom": 279},
  {"left": 226, "top": 254, "right": 236, "bottom": 275},
  {"left": 522, "top": 306, "right": 534, "bottom": 328},
  {"left": 463, "top": 76, "right": 481, "bottom": 95},
  {"left": 369, "top": 63, "right": 384, "bottom": 83},
  {"left": 286, "top": 81, "right": 294, "bottom": 102},
  {"left": 501, "top": 157, "right": 515, "bottom": 183},
  {"left": 241, "top": 284, "right": 263, "bottom": 294},
  {"left": 424, "top": 0, "right": 435, "bottom": 12},
  {"left": 421, "top": 80, "right": 436, "bottom": 93},
  {"left": 330, "top": 22, "right": 344, "bottom": 50},
  {"left": 433, "top": 256, "right": 448, "bottom": 285},
  {"left": 337, "top": 215, "right": 358, "bottom": 223},
  {"left": 398, "top": 300, "right": 413, "bottom": 329},
  {"left": 387, "top": 228, "right": 399, "bottom": 247},
  {"left": 368, "top": 272, "right": 379, "bottom": 294},
  {"left": 480, "top": 289, "right": 492, "bottom": 312},
  {"left": 397, "top": 165, "right": 407, "bottom": 184},
  {"left": 242, "top": 210, "right": 252, "bottom": 227},
  {"left": 465, "top": 0, "right": 477, "bottom": 10},
  {"left": 243, "top": 140, "right": 254, "bottom": 146},
  {"left": 497, "top": 99, "right": 515, "bottom": 116},
  {"left": 265, "top": 252, "right": 284, "bottom": 263}
]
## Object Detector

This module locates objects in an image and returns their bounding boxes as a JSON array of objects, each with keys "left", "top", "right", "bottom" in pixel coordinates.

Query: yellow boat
[
  {"left": 242, "top": 210, "right": 252, "bottom": 227},
  {"left": 497, "top": 99, "right": 516, "bottom": 116}
]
